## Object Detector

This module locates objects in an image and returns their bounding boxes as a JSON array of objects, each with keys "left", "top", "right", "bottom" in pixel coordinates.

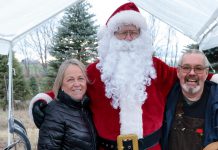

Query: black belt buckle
[{"left": 117, "top": 134, "right": 139, "bottom": 150}]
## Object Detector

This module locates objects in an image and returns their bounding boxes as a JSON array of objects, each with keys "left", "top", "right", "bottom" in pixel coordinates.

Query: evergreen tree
[
  {"left": 13, "top": 55, "right": 30, "bottom": 100},
  {"left": 203, "top": 47, "right": 218, "bottom": 65},
  {"left": 0, "top": 54, "right": 30, "bottom": 110},
  {"left": 43, "top": 0, "right": 98, "bottom": 91},
  {"left": 202, "top": 47, "right": 218, "bottom": 73},
  {"left": 0, "top": 55, "right": 8, "bottom": 110},
  {"left": 50, "top": 0, "right": 98, "bottom": 64},
  {"left": 29, "top": 76, "right": 39, "bottom": 96},
  {"left": 39, "top": 64, "right": 55, "bottom": 92}
]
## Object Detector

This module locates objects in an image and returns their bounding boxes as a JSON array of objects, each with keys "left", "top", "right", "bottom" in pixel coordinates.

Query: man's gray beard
[
  {"left": 97, "top": 36, "right": 156, "bottom": 109},
  {"left": 181, "top": 84, "right": 201, "bottom": 94}
]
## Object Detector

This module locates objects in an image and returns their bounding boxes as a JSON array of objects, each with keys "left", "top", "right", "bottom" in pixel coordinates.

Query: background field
[{"left": 0, "top": 108, "right": 38, "bottom": 150}]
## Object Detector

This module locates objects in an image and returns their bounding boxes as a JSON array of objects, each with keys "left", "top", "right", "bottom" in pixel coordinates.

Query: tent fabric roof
[
  {"left": 0, "top": 0, "right": 218, "bottom": 54},
  {"left": 0, "top": 0, "right": 79, "bottom": 55},
  {"left": 130, "top": 0, "right": 218, "bottom": 50}
]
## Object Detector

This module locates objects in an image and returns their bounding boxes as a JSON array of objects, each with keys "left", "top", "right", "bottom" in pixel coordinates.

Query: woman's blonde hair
[{"left": 52, "top": 59, "right": 89, "bottom": 99}]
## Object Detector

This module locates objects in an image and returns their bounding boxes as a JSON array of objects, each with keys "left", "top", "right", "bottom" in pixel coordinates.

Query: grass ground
[{"left": 0, "top": 108, "right": 38, "bottom": 150}]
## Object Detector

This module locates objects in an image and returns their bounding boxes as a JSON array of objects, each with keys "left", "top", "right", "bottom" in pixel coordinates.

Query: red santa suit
[
  {"left": 87, "top": 58, "right": 177, "bottom": 150},
  {"left": 85, "top": 3, "right": 178, "bottom": 149}
]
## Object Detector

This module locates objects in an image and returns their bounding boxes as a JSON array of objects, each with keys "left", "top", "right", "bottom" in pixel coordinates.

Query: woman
[{"left": 37, "top": 59, "right": 97, "bottom": 150}]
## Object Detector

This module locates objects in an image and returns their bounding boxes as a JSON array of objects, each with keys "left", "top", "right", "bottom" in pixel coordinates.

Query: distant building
[{"left": 21, "top": 58, "right": 40, "bottom": 64}]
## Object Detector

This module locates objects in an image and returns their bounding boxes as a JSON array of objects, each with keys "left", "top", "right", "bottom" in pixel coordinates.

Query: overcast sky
[{"left": 88, "top": 0, "right": 129, "bottom": 25}]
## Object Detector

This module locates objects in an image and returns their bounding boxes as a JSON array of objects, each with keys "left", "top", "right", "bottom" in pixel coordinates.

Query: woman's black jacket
[{"left": 38, "top": 90, "right": 97, "bottom": 150}]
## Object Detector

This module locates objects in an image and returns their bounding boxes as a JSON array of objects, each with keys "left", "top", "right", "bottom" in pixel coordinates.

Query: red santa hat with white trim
[{"left": 98, "top": 2, "right": 147, "bottom": 39}]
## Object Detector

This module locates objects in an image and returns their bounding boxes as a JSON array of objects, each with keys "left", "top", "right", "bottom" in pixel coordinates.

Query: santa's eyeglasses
[
  {"left": 114, "top": 29, "right": 140, "bottom": 40},
  {"left": 178, "top": 65, "right": 209, "bottom": 74}
]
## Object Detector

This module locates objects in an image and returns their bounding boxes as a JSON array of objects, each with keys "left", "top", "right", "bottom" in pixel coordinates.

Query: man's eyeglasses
[
  {"left": 114, "top": 30, "right": 140, "bottom": 39},
  {"left": 178, "top": 65, "right": 208, "bottom": 74}
]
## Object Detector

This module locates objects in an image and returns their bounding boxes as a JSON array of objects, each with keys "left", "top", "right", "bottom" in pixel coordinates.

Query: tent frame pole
[{"left": 7, "top": 42, "right": 13, "bottom": 146}]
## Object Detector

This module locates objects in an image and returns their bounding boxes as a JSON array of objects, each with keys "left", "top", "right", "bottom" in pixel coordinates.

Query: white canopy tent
[
  {"left": 0, "top": 0, "right": 79, "bottom": 55},
  {"left": 1, "top": 0, "right": 218, "bottom": 54},
  {"left": 130, "top": 0, "right": 218, "bottom": 50},
  {"left": 0, "top": 0, "right": 79, "bottom": 147}
]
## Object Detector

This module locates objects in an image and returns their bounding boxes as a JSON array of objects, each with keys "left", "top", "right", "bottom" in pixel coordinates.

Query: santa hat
[
  {"left": 103, "top": 2, "right": 147, "bottom": 35},
  {"left": 28, "top": 91, "right": 55, "bottom": 120}
]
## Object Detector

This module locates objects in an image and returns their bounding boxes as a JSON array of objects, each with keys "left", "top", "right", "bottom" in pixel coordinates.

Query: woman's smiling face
[{"left": 61, "top": 64, "right": 87, "bottom": 100}]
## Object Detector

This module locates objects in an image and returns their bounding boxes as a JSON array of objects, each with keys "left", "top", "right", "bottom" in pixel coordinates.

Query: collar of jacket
[{"left": 56, "top": 89, "right": 89, "bottom": 108}]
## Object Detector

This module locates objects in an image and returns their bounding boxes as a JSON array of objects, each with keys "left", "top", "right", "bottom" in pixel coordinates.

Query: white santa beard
[{"left": 97, "top": 33, "right": 156, "bottom": 138}]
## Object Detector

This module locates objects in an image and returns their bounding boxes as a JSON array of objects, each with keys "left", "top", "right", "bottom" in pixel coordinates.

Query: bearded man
[
  {"left": 29, "top": 2, "right": 218, "bottom": 150},
  {"left": 161, "top": 50, "right": 218, "bottom": 150}
]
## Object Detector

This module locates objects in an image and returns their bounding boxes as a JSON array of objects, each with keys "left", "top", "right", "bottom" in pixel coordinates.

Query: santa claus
[{"left": 29, "top": 2, "right": 218, "bottom": 150}]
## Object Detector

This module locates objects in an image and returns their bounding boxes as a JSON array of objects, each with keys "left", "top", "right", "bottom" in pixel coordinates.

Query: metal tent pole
[{"left": 7, "top": 42, "right": 13, "bottom": 146}]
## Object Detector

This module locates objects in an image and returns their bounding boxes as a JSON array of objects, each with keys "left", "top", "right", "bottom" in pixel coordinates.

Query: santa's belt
[{"left": 98, "top": 128, "right": 161, "bottom": 150}]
